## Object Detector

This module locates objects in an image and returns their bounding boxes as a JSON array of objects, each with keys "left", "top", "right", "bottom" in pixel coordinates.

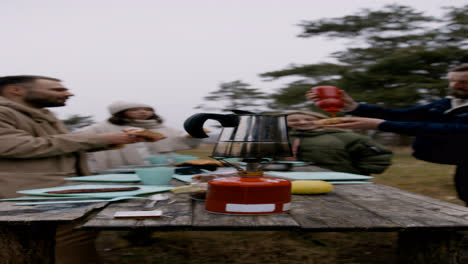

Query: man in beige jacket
[{"left": 0, "top": 75, "right": 154, "bottom": 263}]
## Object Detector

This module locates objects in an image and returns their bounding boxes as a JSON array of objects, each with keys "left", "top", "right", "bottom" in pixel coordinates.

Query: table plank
[
  {"left": 363, "top": 184, "right": 468, "bottom": 218},
  {"left": 82, "top": 193, "right": 192, "bottom": 230},
  {"left": 0, "top": 202, "right": 107, "bottom": 222},
  {"left": 335, "top": 184, "right": 468, "bottom": 229},
  {"left": 192, "top": 200, "right": 299, "bottom": 230},
  {"left": 289, "top": 191, "right": 398, "bottom": 231}
]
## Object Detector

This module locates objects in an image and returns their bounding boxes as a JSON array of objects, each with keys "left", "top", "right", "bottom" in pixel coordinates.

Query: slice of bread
[
  {"left": 313, "top": 117, "right": 349, "bottom": 125},
  {"left": 123, "top": 127, "right": 166, "bottom": 140},
  {"left": 175, "top": 159, "right": 224, "bottom": 167}
]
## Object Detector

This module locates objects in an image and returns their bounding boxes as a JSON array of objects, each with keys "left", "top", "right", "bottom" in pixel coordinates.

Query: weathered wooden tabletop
[
  {"left": 2, "top": 166, "right": 468, "bottom": 264},
  {"left": 1, "top": 165, "right": 468, "bottom": 231},
  {"left": 79, "top": 183, "right": 468, "bottom": 232}
]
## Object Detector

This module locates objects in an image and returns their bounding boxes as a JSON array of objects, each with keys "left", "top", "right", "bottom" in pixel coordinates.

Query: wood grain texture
[
  {"left": 0, "top": 202, "right": 107, "bottom": 222},
  {"left": 289, "top": 192, "right": 398, "bottom": 231},
  {"left": 192, "top": 200, "right": 299, "bottom": 230},
  {"left": 0, "top": 223, "right": 55, "bottom": 264},
  {"left": 82, "top": 193, "right": 192, "bottom": 230},
  {"left": 334, "top": 184, "right": 468, "bottom": 229}
]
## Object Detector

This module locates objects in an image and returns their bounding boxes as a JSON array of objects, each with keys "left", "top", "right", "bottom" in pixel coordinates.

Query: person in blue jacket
[{"left": 307, "top": 64, "right": 468, "bottom": 205}]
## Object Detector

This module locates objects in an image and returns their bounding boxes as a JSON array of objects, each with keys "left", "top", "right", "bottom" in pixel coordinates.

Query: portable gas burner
[{"left": 184, "top": 111, "right": 292, "bottom": 215}]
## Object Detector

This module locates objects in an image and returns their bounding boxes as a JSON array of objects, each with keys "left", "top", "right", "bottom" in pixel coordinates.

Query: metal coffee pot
[
  {"left": 183, "top": 111, "right": 292, "bottom": 160},
  {"left": 184, "top": 111, "right": 293, "bottom": 215}
]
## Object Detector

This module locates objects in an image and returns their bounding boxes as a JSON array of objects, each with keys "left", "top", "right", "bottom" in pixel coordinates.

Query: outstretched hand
[
  {"left": 100, "top": 132, "right": 161, "bottom": 145},
  {"left": 315, "top": 117, "right": 385, "bottom": 130}
]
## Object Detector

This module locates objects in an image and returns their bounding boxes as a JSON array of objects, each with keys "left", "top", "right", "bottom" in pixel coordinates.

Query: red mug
[{"left": 311, "top": 86, "right": 343, "bottom": 114}]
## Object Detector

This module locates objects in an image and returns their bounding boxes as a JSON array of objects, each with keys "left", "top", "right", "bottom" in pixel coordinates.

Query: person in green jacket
[{"left": 285, "top": 111, "right": 393, "bottom": 175}]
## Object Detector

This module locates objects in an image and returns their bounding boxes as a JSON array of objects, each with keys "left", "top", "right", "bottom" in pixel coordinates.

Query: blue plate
[
  {"left": 273, "top": 161, "right": 309, "bottom": 166},
  {"left": 65, "top": 174, "right": 140, "bottom": 183},
  {"left": 17, "top": 184, "right": 173, "bottom": 198},
  {"left": 174, "top": 172, "right": 373, "bottom": 183},
  {"left": 267, "top": 171, "right": 373, "bottom": 181},
  {"left": 173, "top": 175, "right": 196, "bottom": 183}
]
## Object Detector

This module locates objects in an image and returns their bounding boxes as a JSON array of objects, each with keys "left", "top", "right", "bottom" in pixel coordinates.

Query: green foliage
[
  {"left": 268, "top": 81, "right": 330, "bottom": 113},
  {"left": 298, "top": 5, "right": 436, "bottom": 39},
  {"left": 262, "top": 4, "right": 468, "bottom": 109},
  {"left": 196, "top": 80, "right": 268, "bottom": 112},
  {"left": 62, "top": 114, "right": 94, "bottom": 131}
]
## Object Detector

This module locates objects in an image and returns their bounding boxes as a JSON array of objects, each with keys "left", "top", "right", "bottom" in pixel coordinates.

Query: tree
[
  {"left": 261, "top": 4, "right": 468, "bottom": 109},
  {"left": 196, "top": 80, "right": 268, "bottom": 112},
  {"left": 62, "top": 115, "right": 95, "bottom": 131}
]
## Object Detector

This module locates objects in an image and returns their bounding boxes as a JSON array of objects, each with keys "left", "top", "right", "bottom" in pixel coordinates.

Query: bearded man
[
  {"left": 307, "top": 64, "right": 468, "bottom": 205},
  {"left": 0, "top": 75, "right": 154, "bottom": 263}
]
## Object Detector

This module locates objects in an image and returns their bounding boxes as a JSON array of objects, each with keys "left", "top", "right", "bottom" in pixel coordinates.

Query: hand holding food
[
  {"left": 100, "top": 132, "right": 148, "bottom": 144},
  {"left": 312, "top": 117, "right": 350, "bottom": 125},
  {"left": 175, "top": 159, "right": 224, "bottom": 167},
  {"left": 314, "top": 117, "right": 385, "bottom": 130},
  {"left": 123, "top": 127, "right": 166, "bottom": 142}
]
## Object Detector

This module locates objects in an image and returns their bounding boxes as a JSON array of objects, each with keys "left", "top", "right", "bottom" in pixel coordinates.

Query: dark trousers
[{"left": 454, "top": 164, "right": 468, "bottom": 206}]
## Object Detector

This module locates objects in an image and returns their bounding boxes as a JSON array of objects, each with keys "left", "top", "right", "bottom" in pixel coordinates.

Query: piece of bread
[
  {"left": 123, "top": 127, "right": 166, "bottom": 140},
  {"left": 191, "top": 172, "right": 237, "bottom": 182},
  {"left": 174, "top": 159, "right": 224, "bottom": 167},
  {"left": 313, "top": 117, "right": 349, "bottom": 125}
]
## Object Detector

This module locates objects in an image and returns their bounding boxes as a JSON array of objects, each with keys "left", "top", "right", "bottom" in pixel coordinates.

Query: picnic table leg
[
  {"left": 397, "top": 230, "right": 463, "bottom": 264},
  {"left": 0, "top": 223, "right": 56, "bottom": 264}
]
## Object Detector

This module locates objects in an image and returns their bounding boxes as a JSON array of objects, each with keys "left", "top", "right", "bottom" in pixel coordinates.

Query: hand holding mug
[{"left": 307, "top": 87, "right": 358, "bottom": 112}]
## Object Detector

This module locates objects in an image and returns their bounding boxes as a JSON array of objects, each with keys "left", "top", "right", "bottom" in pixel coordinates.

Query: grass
[
  {"left": 371, "top": 147, "right": 460, "bottom": 206},
  {"left": 95, "top": 145, "right": 463, "bottom": 264}
]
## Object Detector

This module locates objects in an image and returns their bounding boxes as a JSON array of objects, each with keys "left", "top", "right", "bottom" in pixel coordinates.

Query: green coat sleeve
[{"left": 346, "top": 136, "right": 393, "bottom": 175}]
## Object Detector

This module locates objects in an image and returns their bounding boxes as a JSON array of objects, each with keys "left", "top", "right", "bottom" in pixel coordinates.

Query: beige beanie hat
[{"left": 108, "top": 101, "right": 154, "bottom": 115}]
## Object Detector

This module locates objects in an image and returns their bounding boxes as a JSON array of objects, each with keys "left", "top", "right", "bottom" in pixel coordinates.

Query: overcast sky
[{"left": 1, "top": 0, "right": 466, "bottom": 130}]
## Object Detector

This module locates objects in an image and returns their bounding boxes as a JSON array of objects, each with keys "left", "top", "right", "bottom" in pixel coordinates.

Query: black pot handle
[{"left": 183, "top": 113, "right": 239, "bottom": 138}]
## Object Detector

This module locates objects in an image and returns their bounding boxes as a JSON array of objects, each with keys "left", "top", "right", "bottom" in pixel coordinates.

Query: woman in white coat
[{"left": 76, "top": 101, "right": 201, "bottom": 173}]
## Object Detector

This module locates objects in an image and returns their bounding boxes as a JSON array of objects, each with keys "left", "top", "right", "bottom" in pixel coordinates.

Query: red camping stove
[{"left": 205, "top": 170, "right": 291, "bottom": 215}]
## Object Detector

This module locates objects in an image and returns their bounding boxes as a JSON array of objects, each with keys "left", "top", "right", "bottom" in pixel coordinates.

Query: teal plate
[
  {"left": 267, "top": 171, "right": 373, "bottom": 181},
  {"left": 173, "top": 175, "right": 196, "bottom": 183},
  {"left": 117, "top": 164, "right": 166, "bottom": 168},
  {"left": 272, "top": 161, "right": 309, "bottom": 167},
  {"left": 173, "top": 172, "right": 372, "bottom": 183},
  {"left": 65, "top": 174, "right": 140, "bottom": 183},
  {"left": 17, "top": 184, "right": 173, "bottom": 198},
  {"left": 220, "top": 159, "right": 309, "bottom": 167},
  {"left": 327, "top": 181, "right": 373, "bottom": 184}
]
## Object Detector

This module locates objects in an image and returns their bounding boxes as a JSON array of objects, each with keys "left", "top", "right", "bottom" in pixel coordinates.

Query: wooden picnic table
[{"left": 1, "top": 165, "right": 468, "bottom": 264}]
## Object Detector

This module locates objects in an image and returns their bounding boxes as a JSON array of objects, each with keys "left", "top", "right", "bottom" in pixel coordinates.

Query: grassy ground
[
  {"left": 372, "top": 147, "right": 460, "bottom": 206},
  {"left": 95, "top": 145, "right": 462, "bottom": 264}
]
